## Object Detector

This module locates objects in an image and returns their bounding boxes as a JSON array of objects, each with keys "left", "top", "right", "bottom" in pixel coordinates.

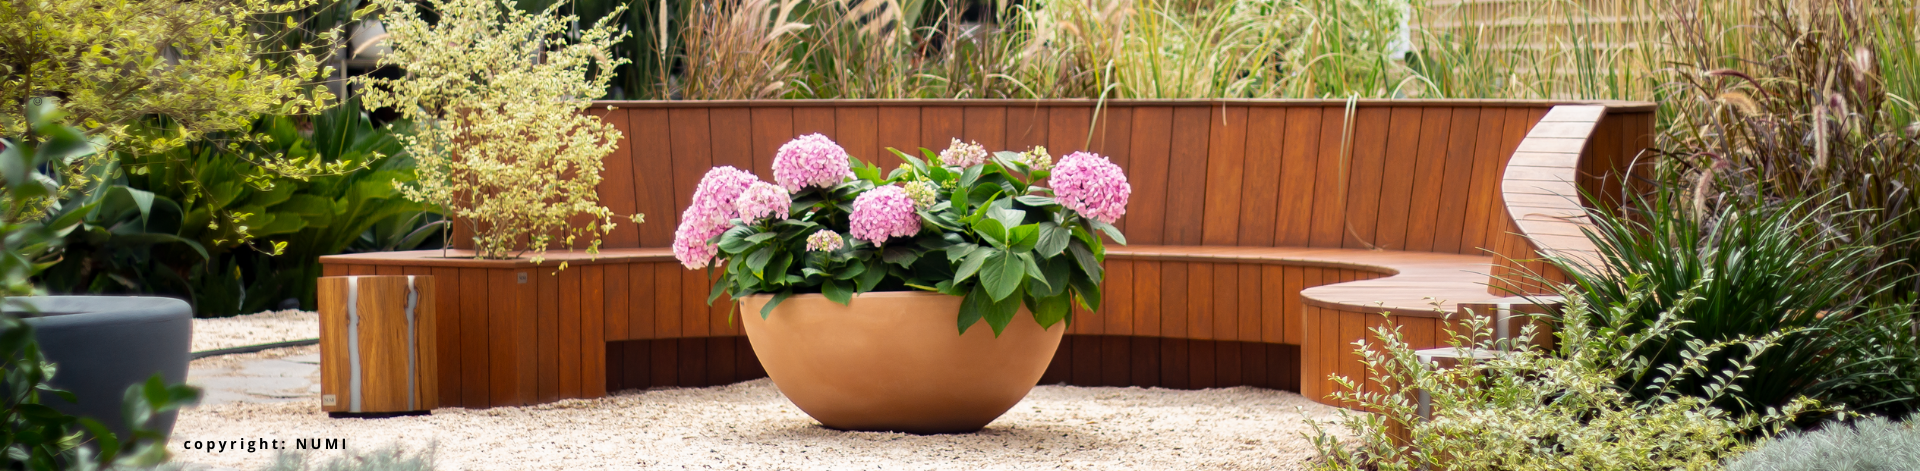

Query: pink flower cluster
[
  {"left": 734, "top": 181, "right": 791, "bottom": 225},
  {"left": 848, "top": 185, "right": 921, "bottom": 244},
  {"left": 806, "top": 230, "right": 845, "bottom": 252},
  {"left": 772, "top": 134, "right": 853, "bottom": 192},
  {"left": 1050, "top": 152, "right": 1131, "bottom": 224},
  {"left": 673, "top": 166, "right": 758, "bottom": 269},
  {"left": 937, "top": 139, "right": 989, "bottom": 167}
]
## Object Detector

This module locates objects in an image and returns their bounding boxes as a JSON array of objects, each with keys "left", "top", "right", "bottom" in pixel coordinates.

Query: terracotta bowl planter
[{"left": 739, "top": 291, "right": 1065, "bottom": 434}]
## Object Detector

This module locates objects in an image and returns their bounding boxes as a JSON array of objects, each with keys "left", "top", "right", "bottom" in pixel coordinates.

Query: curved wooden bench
[{"left": 321, "top": 100, "right": 1655, "bottom": 410}]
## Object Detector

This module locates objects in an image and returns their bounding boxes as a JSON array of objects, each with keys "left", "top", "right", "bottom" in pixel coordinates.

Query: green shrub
[
  {"left": 1547, "top": 192, "right": 1900, "bottom": 417},
  {"left": 1309, "top": 282, "right": 1811, "bottom": 470},
  {"left": 1726, "top": 416, "right": 1920, "bottom": 471},
  {"left": 255, "top": 444, "right": 436, "bottom": 471}
]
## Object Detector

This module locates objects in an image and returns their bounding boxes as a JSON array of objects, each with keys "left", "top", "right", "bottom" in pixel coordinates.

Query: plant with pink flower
[
  {"left": 1050, "top": 152, "right": 1131, "bottom": 224},
  {"left": 735, "top": 181, "right": 792, "bottom": 224},
  {"left": 849, "top": 185, "right": 922, "bottom": 244},
  {"left": 772, "top": 133, "right": 854, "bottom": 192},
  {"left": 678, "top": 134, "right": 1129, "bottom": 337},
  {"left": 672, "top": 166, "right": 758, "bottom": 268}
]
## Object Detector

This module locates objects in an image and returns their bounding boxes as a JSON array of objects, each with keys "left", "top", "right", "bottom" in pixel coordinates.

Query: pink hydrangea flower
[
  {"left": 672, "top": 166, "right": 758, "bottom": 268},
  {"left": 1050, "top": 152, "right": 1131, "bottom": 224},
  {"left": 848, "top": 185, "right": 922, "bottom": 244},
  {"left": 734, "top": 181, "right": 791, "bottom": 225},
  {"left": 772, "top": 133, "right": 853, "bottom": 192},
  {"left": 937, "top": 138, "right": 989, "bottom": 167},
  {"left": 806, "top": 230, "right": 845, "bottom": 252}
]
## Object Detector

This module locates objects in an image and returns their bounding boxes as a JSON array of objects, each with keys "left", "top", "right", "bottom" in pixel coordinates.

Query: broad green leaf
[
  {"left": 1035, "top": 222, "right": 1071, "bottom": 257},
  {"left": 1091, "top": 219, "right": 1128, "bottom": 245},
  {"left": 954, "top": 246, "right": 995, "bottom": 284},
  {"left": 983, "top": 284, "right": 1024, "bottom": 336},
  {"left": 1030, "top": 256, "right": 1072, "bottom": 297},
  {"left": 980, "top": 251, "right": 1024, "bottom": 301},
  {"left": 973, "top": 218, "right": 1008, "bottom": 248},
  {"left": 746, "top": 246, "right": 774, "bottom": 278},
  {"left": 958, "top": 164, "right": 985, "bottom": 188},
  {"left": 833, "top": 260, "right": 867, "bottom": 280},
  {"left": 957, "top": 284, "right": 989, "bottom": 334},
  {"left": 1068, "top": 241, "right": 1103, "bottom": 280},
  {"left": 719, "top": 226, "right": 757, "bottom": 253},
  {"left": 707, "top": 278, "right": 730, "bottom": 305},
  {"left": 1070, "top": 275, "right": 1103, "bottom": 311},
  {"left": 744, "top": 231, "right": 779, "bottom": 244},
  {"left": 823, "top": 279, "right": 853, "bottom": 305},
  {"left": 855, "top": 258, "right": 887, "bottom": 291},
  {"left": 988, "top": 204, "right": 1026, "bottom": 229},
  {"left": 1031, "top": 292, "right": 1073, "bottom": 329},
  {"left": 1015, "top": 195, "right": 1056, "bottom": 207},
  {"left": 881, "top": 245, "right": 919, "bottom": 266},
  {"left": 1009, "top": 223, "right": 1040, "bottom": 252}
]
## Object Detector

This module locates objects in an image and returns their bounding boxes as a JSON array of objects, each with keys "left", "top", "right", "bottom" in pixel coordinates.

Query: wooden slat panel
[
  {"left": 1275, "top": 107, "right": 1321, "bottom": 246},
  {"left": 654, "top": 264, "right": 682, "bottom": 341},
  {"left": 430, "top": 267, "right": 460, "bottom": 406},
  {"left": 1133, "top": 261, "right": 1162, "bottom": 337},
  {"left": 512, "top": 268, "right": 537, "bottom": 403},
  {"left": 875, "top": 106, "right": 922, "bottom": 159},
  {"left": 1261, "top": 265, "right": 1287, "bottom": 343},
  {"left": 1237, "top": 264, "right": 1262, "bottom": 342},
  {"left": 1189, "top": 339, "right": 1215, "bottom": 389},
  {"left": 1245, "top": 342, "right": 1268, "bottom": 388},
  {"left": 1239, "top": 107, "right": 1286, "bottom": 247},
  {"left": 1005, "top": 105, "right": 1048, "bottom": 151},
  {"left": 375, "top": 265, "right": 402, "bottom": 276},
  {"left": 1104, "top": 260, "right": 1134, "bottom": 336},
  {"left": 348, "top": 265, "right": 376, "bottom": 276},
  {"left": 1161, "top": 338, "right": 1189, "bottom": 389},
  {"left": 1045, "top": 105, "right": 1092, "bottom": 155},
  {"left": 921, "top": 107, "right": 964, "bottom": 147},
  {"left": 1405, "top": 107, "right": 1457, "bottom": 252},
  {"left": 710, "top": 107, "right": 755, "bottom": 175},
  {"left": 1217, "top": 341, "right": 1242, "bottom": 387},
  {"left": 1433, "top": 108, "right": 1482, "bottom": 254},
  {"left": 681, "top": 268, "right": 709, "bottom": 337},
  {"left": 1164, "top": 107, "right": 1212, "bottom": 245},
  {"left": 1398, "top": 316, "right": 1439, "bottom": 350},
  {"left": 1201, "top": 106, "right": 1249, "bottom": 245},
  {"left": 679, "top": 337, "right": 706, "bottom": 386},
  {"left": 793, "top": 107, "right": 835, "bottom": 137},
  {"left": 1041, "top": 337, "right": 1070, "bottom": 385},
  {"left": 629, "top": 263, "right": 656, "bottom": 340},
  {"left": 1073, "top": 331, "right": 1101, "bottom": 386},
  {"left": 1102, "top": 336, "right": 1131, "bottom": 386},
  {"left": 1300, "top": 305, "right": 1324, "bottom": 400},
  {"left": 835, "top": 107, "right": 880, "bottom": 165},
  {"left": 488, "top": 269, "right": 519, "bottom": 406},
  {"left": 624, "top": 339, "right": 650, "bottom": 389},
  {"left": 457, "top": 268, "right": 490, "bottom": 408},
  {"left": 558, "top": 267, "right": 583, "bottom": 399},
  {"left": 1127, "top": 107, "right": 1173, "bottom": 245},
  {"left": 605, "top": 265, "right": 630, "bottom": 342},
  {"left": 963, "top": 107, "right": 1008, "bottom": 151},
  {"left": 583, "top": 265, "right": 608, "bottom": 398},
  {"left": 1338, "top": 310, "right": 1367, "bottom": 404},
  {"left": 1161, "top": 262, "right": 1189, "bottom": 338},
  {"left": 1131, "top": 337, "right": 1160, "bottom": 387},
  {"left": 631, "top": 109, "right": 677, "bottom": 246},
  {"left": 1341, "top": 107, "right": 1392, "bottom": 249},
  {"left": 710, "top": 336, "right": 737, "bottom": 386},
  {"left": 1211, "top": 264, "right": 1238, "bottom": 340},
  {"left": 750, "top": 107, "right": 796, "bottom": 178},
  {"left": 1282, "top": 266, "right": 1305, "bottom": 345},
  {"left": 1308, "top": 107, "right": 1350, "bottom": 248},
  {"left": 1186, "top": 263, "right": 1212, "bottom": 340},
  {"left": 1460, "top": 108, "right": 1510, "bottom": 253},
  {"left": 1374, "top": 107, "right": 1425, "bottom": 250},
  {"left": 651, "top": 338, "right": 677, "bottom": 388}
]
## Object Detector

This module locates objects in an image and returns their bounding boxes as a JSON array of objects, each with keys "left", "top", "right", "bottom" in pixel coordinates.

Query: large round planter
[
  {"left": 6, "top": 296, "right": 193, "bottom": 438},
  {"left": 740, "top": 291, "right": 1065, "bottom": 434}
]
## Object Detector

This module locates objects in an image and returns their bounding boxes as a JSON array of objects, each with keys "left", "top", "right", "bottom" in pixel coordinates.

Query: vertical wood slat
[
  {"left": 876, "top": 106, "right": 922, "bottom": 161},
  {"left": 836, "top": 107, "right": 880, "bottom": 165},
  {"left": 1089, "top": 106, "right": 1133, "bottom": 237},
  {"left": 921, "top": 107, "right": 964, "bottom": 147},
  {"left": 1186, "top": 263, "right": 1214, "bottom": 341},
  {"left": 631, "top": 109, "right": 677, "bottom": 247},
  {"left": 1342, "top": 107, "right": 1393, "bottom": 249},
  {"left": 1201, "top": 106, "right": 1249, "bottom": 246},
  {"left": 1432, "top": 107, "right": 1483, "bottom": 253},
  {"left": 963, "top": 106, "right": 1008, "bottom": 151},
  {"left": 749, "top": 107, "right": 796, "bottom": 178},
  {"left": 1275, "top": 107, "right": 1322, "bottom": 247},
  {"left": 1308, "top": 107, "right": 1350, "bottom": 248},
  {"left": 457, "top": 268, "right": 489, "bottom": 408},
  {"left": 583, "top": 266, "right": 608, "bottom": 398},
  {"left": 1128, "top": 107, "right": 1174, "bottom": 245},
  {"left": 1404, "top": 107, "right": 1457, "bottom": 252},
  {"left": 487, "top": 269, "right": 518, "bottom": 406},
  {"left": 1239, "top": 108, "right": 1286, "bottom": 247},
  {"left": 537, "top": 269, "right": 559, "bottom": 403},
  {"left": 1374, "top": 107, "right": 1425, "bottom": 250},
  {"left": 429, "top": 267, "right": 460, "bottom": 406},
  {"left": 1164, "top": 107, "right": 1212, "bottom": 245}
]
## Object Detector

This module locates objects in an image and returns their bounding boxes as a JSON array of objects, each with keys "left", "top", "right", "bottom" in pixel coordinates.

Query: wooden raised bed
[{"left": 320, "top": 99, "right": 1653, "bottom": 409}]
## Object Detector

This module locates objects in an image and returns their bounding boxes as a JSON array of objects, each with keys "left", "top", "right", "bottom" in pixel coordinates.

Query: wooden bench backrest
[{"left": 565, "top": 100, "right": 1649, "bottom": 260}]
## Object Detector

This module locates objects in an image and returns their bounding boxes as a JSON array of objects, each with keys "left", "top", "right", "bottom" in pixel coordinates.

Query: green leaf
[
  {"left": 954, "top": 246, "right": 995, "bottom": 284},
  {"left": 1035, "top": 222, "right": 1071, "bottom": 257},
  {"left": 1090, "top": 219, "right": 1128, "bottom": 245},
  {"left": 981, "top": 251, "right": 1025, "bottom": 301},
  {"left": 983, "top": 284, "right": 1024, "bottom": 336},
  {"left": 744, "top": 231, "right": 779, "bottom": 244},
  {"left": 1031, "top": 292, "right": 1073, "bottom": 329},
  {"left": 856, "top": 258, "right": 887, "bottom": 292},
  {"left": 759, "top": 291, "right": 793, "bottom": 319},
  {"left": 745, "top": 246, "right": 774, "bottom": 278},
  {"left": 1009, "top": 224, "right": 1041, "bottom": 252},
  {"left": 988, "top": 204, "right": 1027, "bottom": 229},
  {"left": 958, "top": 165, "right": 985, "bottom": 188},
  {"left": 1068, "top": 241, "right": 1103, "bottom": 280},
  {"left": 1070, "top": 275, "right": 1103, "bottom": 311},
  {"left": 708, "top": 278, "right": 730, "bottom": 305},
  {"left": 881, "top": 245, "right": 919, "bottom": 266},
  {"left": 1030, "top": 256, "right": 1072, "bottom": 297},
  {"left": 823, "top": 279, "right": 853, "bottom": 305},
  {"left": 832, "top": 260, "right": 867, "bottom": 280},
  {"left": 958, "top": 284, "right": 990, "bottom": 334},
  {"left": 719, "top": 226, "right": 756, "bottom": 253},
  {"left": 973, "top": 218, "right": 1009, "bottom": 248},
  {"left": 1015, "top": 195, "right": 1056, "bottom": 207}
]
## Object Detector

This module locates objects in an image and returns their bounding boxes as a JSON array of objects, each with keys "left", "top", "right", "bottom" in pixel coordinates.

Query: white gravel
[
  {"left": 192, "top": 310, "right": 318, "bottom": 352},
  {"left": 168, "top": 379, "right": 1349, "bottom": 470}
]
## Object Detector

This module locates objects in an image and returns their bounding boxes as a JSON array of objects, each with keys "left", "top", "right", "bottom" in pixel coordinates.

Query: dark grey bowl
[{"left": 7, "top": 296, "right": 193, "bottom": 438}]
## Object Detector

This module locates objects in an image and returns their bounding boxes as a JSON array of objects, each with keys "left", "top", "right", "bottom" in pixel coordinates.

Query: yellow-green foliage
[
  {"left": 0, "top": 0, "right": 341, "bottom": 212},
  {"left": 357, "top": 0, "right": 636, "bottom": 262},
  {"left": 1311, "top": 281, "right": 1815, "bottom": 470}
]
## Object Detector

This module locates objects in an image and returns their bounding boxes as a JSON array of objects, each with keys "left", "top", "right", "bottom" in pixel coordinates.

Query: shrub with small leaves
[
  {"left": 357, "top": 0, "right": 638, "bottom": 263},
  {"left": 1309, "top": 278, "right": 1814, "bottom": 470}
]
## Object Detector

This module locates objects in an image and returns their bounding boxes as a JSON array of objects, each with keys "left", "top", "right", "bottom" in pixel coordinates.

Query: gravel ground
[
  {"left": 192, "top": 310, "right": 319, "bottom": 352},
  {"left": 175, "top": 311, "right": 1352, "bottom": 470},
  {"left": 169, "top": 379, "right": 1349, "bottom": 470}
]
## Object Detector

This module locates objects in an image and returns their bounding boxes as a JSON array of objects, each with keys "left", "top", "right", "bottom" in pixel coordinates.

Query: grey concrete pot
[{"left": 6, "top": 296, "right": 193, "bottom": 438}]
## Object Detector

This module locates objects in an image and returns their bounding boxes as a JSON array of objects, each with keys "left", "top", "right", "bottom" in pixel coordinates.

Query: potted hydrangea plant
[{"left": 673, "top": 134, "right": 1130, "bottom": 433}]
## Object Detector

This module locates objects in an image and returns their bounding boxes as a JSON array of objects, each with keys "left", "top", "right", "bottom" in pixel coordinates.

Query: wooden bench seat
[{"left": 320, "top": 99, "right": 1656, "bottom": 409}]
